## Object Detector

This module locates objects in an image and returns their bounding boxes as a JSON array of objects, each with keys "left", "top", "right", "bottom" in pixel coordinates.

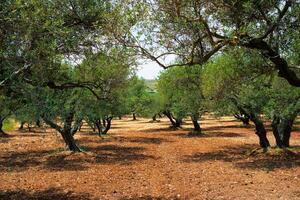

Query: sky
[
  {"left": 136, "top": 55, "right": 176, "bottom": 80},
  {"left": 137, "top": 61, "right": 163, "bottom": 80}
]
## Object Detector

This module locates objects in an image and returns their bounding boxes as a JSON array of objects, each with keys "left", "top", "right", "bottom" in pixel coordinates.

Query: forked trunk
[
  {"left": 43, "top": 115, "right": 82, "bottom": 152},
  {"left": 234, "top": 113, "right": 250, "bottom": 125},
  {"left": 103, "top": 117, "right": 112, "bottom": 135},
  {"left": 94, "top": 119, "right": 102, "bottom": 136}
]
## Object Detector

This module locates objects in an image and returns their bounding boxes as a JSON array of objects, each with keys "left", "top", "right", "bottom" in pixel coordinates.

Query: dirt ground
[{"left": 0, "top": 116, "right": 300, "bottom": 200}]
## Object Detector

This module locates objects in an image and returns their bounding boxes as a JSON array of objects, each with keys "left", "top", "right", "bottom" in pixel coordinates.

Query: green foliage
[
  {"left": 3, "top": 119, "right": 17, "bottom": 131},
  {"left": 125, "top": 77, "right": 156, "bottom": 117},
  {"left": 264, "top": 77, "right": 300, "bottom": 120},
  {"left": 157, "top": 65, "right": 204, "bottom": 119},
  {"left": 202, "top": 48, "right": 271, "bottom": 116}
]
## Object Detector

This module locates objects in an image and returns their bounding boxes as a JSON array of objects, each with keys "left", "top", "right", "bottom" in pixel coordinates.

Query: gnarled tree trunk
[
  {"left": 0, "top": 116, "right": 8, "bottom": 136},
  {"left": 102, "top": 117, "right": 112, "bottom": 135},
  {"left": 42, "top": 113, "right": 81, "bottom": 152},
  {"left": 94, "top": 119, "right": 102, "bottom": 136},
  {"left": 163, "top": 111, "right": 176, "bottom": 127},
  {"left": 249, "top": 113, "right": 270, "bottom": 149},
  {"left": 271, "top": 114, "right": 297, "bottom": 148},
  {"left": 191, "top": 114, "right": 201, "bottom": 133},
  {"left": 234, "top": 112, "right": 250, "bottom": 125}
]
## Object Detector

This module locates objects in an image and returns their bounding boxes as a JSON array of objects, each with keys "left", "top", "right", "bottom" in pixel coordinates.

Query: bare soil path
[{"left": 0, "top": 116, "right": 299, "bottom": 200}]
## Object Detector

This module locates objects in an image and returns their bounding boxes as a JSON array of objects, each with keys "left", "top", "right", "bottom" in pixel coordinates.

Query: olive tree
[
  {"left": 265, "top": 78, "right": 300, "bottom": 148},
  {"left": 157, "top": 65, "right": 205, "bottom": 132},
  {"left": 202, "top": 49, "right": 272, "bottom": 148}
]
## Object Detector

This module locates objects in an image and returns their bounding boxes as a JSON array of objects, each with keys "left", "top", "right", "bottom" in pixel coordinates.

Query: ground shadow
[
  {"left": 0, "top": 188, "right": 94, "bottom": 200},
  {"left": 86, "top": 145, "right": 156, "bottom": 165},
  {"left": 0, "top": 137, "right": 11, "bottom": 143},
  {"left": 0, "top": 149, "right": 54, "bottom": 172},
  {"left": 0, "top": 144, "right": 155, "bottom": 172},
  {"left": 201, "top": 125, "right": 252, "bottom": 132},
  {"left": 175, "top": 131, "right": 244, "bottom": 138},
  {"left": 182, "top": 144, "right": 300, "bottom": 171},
  {"left": 142, "top": 127, "right": 183, "bottom": 134},
  {"left": 119, "top": 195, "right": 181, "bottom": 200},
  {"left": 114, "top": 136, "right": 172, "bottom": 144}
]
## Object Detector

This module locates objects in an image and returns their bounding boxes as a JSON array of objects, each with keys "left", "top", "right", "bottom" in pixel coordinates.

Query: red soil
[{"left": 0, "top": 116, "right": 299, "bottom": 200}]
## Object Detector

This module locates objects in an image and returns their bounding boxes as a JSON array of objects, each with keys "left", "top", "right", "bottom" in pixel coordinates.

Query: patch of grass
[{"left": 3, "top": 118, "right": 17, "bottom": 131}]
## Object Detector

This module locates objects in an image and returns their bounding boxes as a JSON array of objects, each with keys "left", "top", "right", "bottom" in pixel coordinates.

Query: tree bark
[
  {"left": 234, "top": 113, "right": 250, "bottom": 125},
  {"left": 36, "top": 119, "right": 41, "bottom": 127},
  {"left": 42, "top": 115, "right": 81, "bottom": 152},
  {"left": 271, "top": 114, "right": 296, "bottom": 148},
  {"left": 94, "top": 119, "right": 102, "bottom": 136},
  {"left": 19, "top": 121, "right": 25, "bottom": 130},
  {"left": 191, "top": 115, "right": 201, "bottom": 133},
  {"left": 175, "top": 118, "right": 182, "bottom": 128},
  {"left": 152, "top": 114, "right": 157, "bottom": 121},
  {"left": 61, "top": 131, "right": 81, "bottom": 152},
  {"left": 163, "top": 111, "right": 177, "bottom": 127},
  {"left": 133, "top": 113, "right": 137, "bottom": 120},
  {"left": 102, "top": 117, "right": 112, "bottom": 135},
  {"left": 243, "top": 39, "right": 300, "bottom": 87},
  {"left": 249, "top": 113, "right": 270, "bottom": 148}
]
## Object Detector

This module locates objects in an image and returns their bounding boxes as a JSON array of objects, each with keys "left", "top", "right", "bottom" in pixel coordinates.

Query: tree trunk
[
  {"left": 272, "top": 115, "right": 296, "bottom": 148},
  {"left": 78, "top": 122, "right": 83, "bottom": 131},
  {"left": 102, "top": 119, "right": 106, "bottom": 127},
  {"left": 27, "top": 123, "right": 32, "bottom": 132},
  {"left": 271, "top": 116, "right": 284, "bottom": 148},
  {"left": 0, "top": 117, "right": 8, "bottom": 136},
  {"left": 19, "top": 121, "right": 25, "bottom": 130},
  {"left": 61, "top": 131, "right": 81, "bottom": 152},
  {"left": 133, "top": 113, "right": 137, "bottom": 120},
  {"left": 102, "top": 117, "right": 112, "bottom": 135},
  {"left": 118, "top": 116, "right": 122, "bottom": 120},
  {"left": 175, "top": 118, "right": 182, "bottom": 128},
  {"left": 163, "top": 111, "right": 177, "bottom": 127},
  {"left": 36, "top": 119, "right": 41, "bottom": 127},
  {"left": 191, "top": 115, "right": 201, "bottom": 133},
  {"left": 94, "top": 119, "right": 102, "bottom": 136},
  {"left": 234, "top": 113, "right": 250, "bottom": 125},
  {"left": 243, "top": 38, "right": 300, "bottom": 87},
  {"left": 152, "top": 114, "right": 157, "bottom": 121},
  {"left": 249, "top": 113, "right": 270, "bottom": 148},
  {"left": 42, "top": 115, "right": 81, "bottom": 152}
]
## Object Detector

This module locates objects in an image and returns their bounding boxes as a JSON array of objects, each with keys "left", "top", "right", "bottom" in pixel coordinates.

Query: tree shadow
[
  {"left": 113, "top": 136, "right": 172, "bottom": 144},
  {"left": 142, "top": 127, "right": 182, "bottom": 134},
  {"left": 119, "top": 195, "right": 181, "bottom": 200},
  {"left": 175, "top": 131, "right": 244, "bottom": 138},
  {"left": 0, "top": 144, "right": 156, "bottom": 172},
  {"left": 0, "top": 150, "right": 54, "bottom": 172},
  {"left": 86, "top": 145, "right": 156, "bottom": 165},
  {"left": 0, "top": 188, "right": 94, "bottom": 200},
  {"left": 0, "top": 137, "right": 11, "bottom": 143},
  {"left": 182, "top": 144, "right": 300, "bottom": 171},
  {"left": 201, "top": 125, "right": 252, "bottom": 132}
]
